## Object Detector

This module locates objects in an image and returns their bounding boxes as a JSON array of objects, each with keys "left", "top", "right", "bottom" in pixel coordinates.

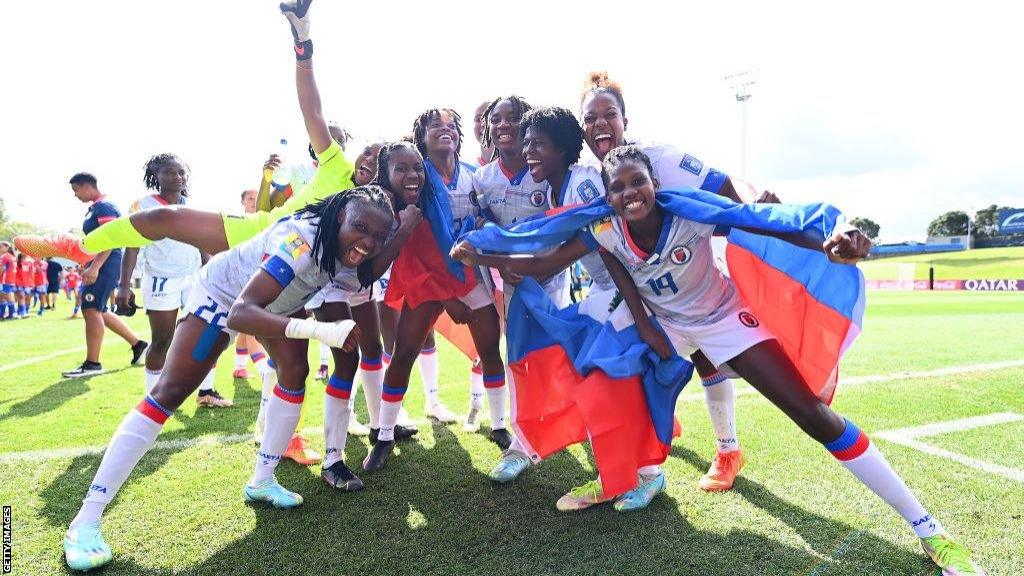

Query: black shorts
[
  {"left": 80, "top": 272, "right": 118, "bottom": 312},
  {"left": 47, "top": 284, "right": 60, "bottom": 294}
]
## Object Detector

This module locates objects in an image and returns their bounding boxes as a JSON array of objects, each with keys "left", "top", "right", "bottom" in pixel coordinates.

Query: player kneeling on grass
[{"left": 63, "top": 186, "right": 413, "bottom": 572}]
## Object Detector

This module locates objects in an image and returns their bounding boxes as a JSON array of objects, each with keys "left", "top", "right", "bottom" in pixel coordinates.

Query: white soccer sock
[
  {"left": 319, "top": 342, "right": 330, "bottom": 368},
  {"left": 197, "top": 367, "right": 215, "bottom": 392},
  {"left": 234, "top": 346, "right": 248, "bottom": 370},
  {"left": 71, "top": 397, "right": 169, "bottom": 529},
  {"left": 469, "top": 362, "right": 484, "bottom": 409},
  {"left": 484, "top": 372, "right": 507, "bottom": 430},
  {"left": 255, "top": 363, "right": 278, "bottom": 430},
  {"left": 323, "top": 375, "right": 354, "bottom": 468},
  {"left": 359, "top": 356, "right": 384, "bottom": 428},
  {"left": 702, "top": 373, "right": 740, "bottom": 453},
  {"left": 418, "top": 347, "right": 440, "bottom": 407},
  {"left": 378, "top": 385, "right": 407, "bottom": 442},
  {"left": 251, "top": 385, "right": 304, "bottom": 485},
  {"left": 143, "top": 369, "right": 161, "bottom": 394},
  {"left": 252, "top": 352, "right": 272, "bottom": 378},
  {"left": 826, "top": 419, "right": 942, "bottom": 538}
]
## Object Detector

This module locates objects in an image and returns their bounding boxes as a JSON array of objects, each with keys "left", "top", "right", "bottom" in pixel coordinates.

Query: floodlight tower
[{"left": 725, "top": 70, "right": 757, "bottom": 179}]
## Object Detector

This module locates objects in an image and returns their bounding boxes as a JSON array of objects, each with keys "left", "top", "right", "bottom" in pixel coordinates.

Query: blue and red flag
[{"left": 464, "top": 188, "right": 865, "bottom": 494}]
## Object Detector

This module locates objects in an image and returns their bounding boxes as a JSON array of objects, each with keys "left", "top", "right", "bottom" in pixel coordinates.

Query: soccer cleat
[
  {"left": 244, "top": 478, "right": 303, "bottom": 508},
  {"left": 488, "top": 428, "right": 514, "bottom": 450},
  {"left": 232, "top": 368, "right": 250, "bottom": 379},
  {"left": 15, "top": 233, "right": 93, "bottom": 266},
  {"left": 921, "top": 533, "right": 987, "bottom": 576},
  {"left": 362, "top": 439, "right": 394, "bottom": 471},
  {"left": 196, "top": 389, "right": 234, "bottom": 408},
  {"left": 369, "top": 425, "right": 418, "bottom": 445},
  {"left": 699, "top": 449, "right": 745, "bottom": 492},
  {"left": 64, "top": 521, "right": 113, "bottom": 572},
  {"left": 62, "top": 361, "right": 104, "bottom": 379},
  {"left": 556, "top": 479, "right": 614, "bottom": 512},
  {"left": 321, "top": 461, "right": 365, "bottom": 492},
  {"left": 488, "top": 449, "right": 531, "bottom": 483},
  {"left": 614, "top": 471, "right": 666, "bottom": 512},
  {"left": 348, "top": 417, "right": 370, "bottom": 437},
  {"left": 425, "top": 401, "right": 458, "bottom": 424},
  {"left": 130, "top": 340, "right": 149, "bottom": 366},
  {"left": 315, "top": 364, "right": 328, "bottom": 381},
  {"left": 282, "top": 434, "right": 321, "bottom": 466},
  {"left": 396, "top": 406, "right": 415, "bottom": 427},
  {"left": 463, "top": 406, "right": 482, "bottom": 432}
]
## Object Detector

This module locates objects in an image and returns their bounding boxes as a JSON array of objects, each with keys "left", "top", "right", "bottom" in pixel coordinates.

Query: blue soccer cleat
[
  {"left": 488, "top": 449, "right": 531, "bottom": 483},
  {"left": 64, "top": 521, "right": 113, "bottom": 572},
  {"left": 243, "top": 478, "right": 304, "bottom": 508},
  {"left": 614, "top": 471, "right": 666, "bottom": 512}
]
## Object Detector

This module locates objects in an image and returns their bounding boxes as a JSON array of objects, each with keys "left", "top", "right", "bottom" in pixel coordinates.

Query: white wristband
[
  {"left": 285, "top": 318, "right": 356, "bottom": 348},
  {"left": 285, "top": 317, "right": 318, "bottom": 340}
]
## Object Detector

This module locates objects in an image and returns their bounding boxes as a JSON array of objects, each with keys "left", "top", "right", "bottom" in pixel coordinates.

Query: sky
[{"left": 2, "top": 0, "right": 1021, "bottom": 242}]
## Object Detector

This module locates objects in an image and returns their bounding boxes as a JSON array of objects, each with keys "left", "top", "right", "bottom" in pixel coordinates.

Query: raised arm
[{"left": 281, "top": 0, "right": 332, "bottom": 156}]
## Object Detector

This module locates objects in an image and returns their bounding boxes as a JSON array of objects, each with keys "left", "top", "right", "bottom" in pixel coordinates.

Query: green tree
[
  {"left": 927, "top": 211, "right": 969, "bottom": 237},
  {"left": 848, "top": 217, "right": 880, "bottom": 239},
  {"left": 972, "top": 204, "right": 1013, "bottom": 236}
]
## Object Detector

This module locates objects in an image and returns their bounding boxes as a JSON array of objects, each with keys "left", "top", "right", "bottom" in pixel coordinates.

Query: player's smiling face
[
  {"left": 424, "top": 111, "right": 460, "bottom": 156},
  {"left": 353, "top": 143, "right": 381, "bottom": 186},
  {"left": 386, "top": 147, "right": 425, "bottom": 207},
  {"left": 488, "top": 99, "right": 523, "bottom": 155},
  {"left": 582, "top": 92, "right": 627, "bottom": 161},
  {"left": 523, "top": 126, "right": 564, "bottom": 184},
  {"left": 606, "top": 159, "right": 659, "bottom": 223},
  {"left": 473, "top": 100, "right": 489, "bottom": 144},
  {"left": 157, "top": 158, "right": 188, "bottom": 195},
  {"left": 337, "top": 202, "right": 391, "bottom": 268}
]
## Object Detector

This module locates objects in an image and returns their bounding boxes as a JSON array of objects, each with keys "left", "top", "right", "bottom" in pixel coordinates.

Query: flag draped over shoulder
[
  {"left": 464, "top": 188, "right": 865, "bottom": 495},
  {"left": 384, "top": 161, "right": 477, "bottom": 311}
]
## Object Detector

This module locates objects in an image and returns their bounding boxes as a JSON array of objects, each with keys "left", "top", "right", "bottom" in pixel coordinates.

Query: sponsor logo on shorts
[
  {"left": 84, "top": 293, "right": 95, "bottom": 303},
  {"left": 530, "top": 190, "right": 546, "bottom": 207},
  {"left": 680, "top": 154, "right": 704, "bottom": 176},
  {"left": 669, "top": 245, "right": 692, "bottom": 265},
  {"left": 738, "top": 311, "right": 759, "bottom": 328}
]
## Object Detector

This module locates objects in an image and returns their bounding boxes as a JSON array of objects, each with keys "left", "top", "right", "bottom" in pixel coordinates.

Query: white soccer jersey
[
  {"left": 633, "top": 140, "right": 728, "bottom": 194},
  {"left": 473, "top": 159, "right": 551, "bottom": 228},
  {"left": 200, "top": 215, "right": 359, "bottom": 316},
  {"left": 129, "top": 195, "right": 202, "bottom": 278},
  {"left": 581, "top": 212, "right": 741, "bottom": 327},
  {"left": 559, "top": 165, "right": 613, "bottom": 291},
  {"left": 437, "top": 160, "right": 480, "bottom": 233}
]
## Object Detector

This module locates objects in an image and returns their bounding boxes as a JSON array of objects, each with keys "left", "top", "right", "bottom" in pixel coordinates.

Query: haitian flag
[
  {"left": 466, "top": 188, "right": 865, "bottom": 403},
  {"left": 384, "top": 161, "right": 477, "bottom": 311}
]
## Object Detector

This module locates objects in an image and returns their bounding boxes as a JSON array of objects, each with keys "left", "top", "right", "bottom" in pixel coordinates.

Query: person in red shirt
[
  {"left": 0, "top": 242, "right": 16, "bottom": 320},
  {"left": 15, "top": 254, "right": 36, "bottom": 318},
  {"left": 65, "top": 267, "right": 83, "bottom": 318},
  {"left": 33, "top": 258, "right": 48, "bottom": 316}
]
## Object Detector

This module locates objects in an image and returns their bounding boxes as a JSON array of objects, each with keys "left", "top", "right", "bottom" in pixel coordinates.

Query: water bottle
[{"left": 271, "top": 138, "right": 290, "bottom": 191}]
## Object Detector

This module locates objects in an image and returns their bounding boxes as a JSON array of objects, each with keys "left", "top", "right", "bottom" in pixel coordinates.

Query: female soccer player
[
  {"left": 62, "top": 185, "right": 410, "bottom": 572},
  {"left": 362, "top": 108, "right": 511, "bottom": 471},
  {"left": 0, "top": 242, "right": 16, "bottom": 319},
  {"left": 117, "top": 153, "right": 231, "bottom": 407},
  {"left": 457, "top": 146, "right": 983, "bottom": 576}
]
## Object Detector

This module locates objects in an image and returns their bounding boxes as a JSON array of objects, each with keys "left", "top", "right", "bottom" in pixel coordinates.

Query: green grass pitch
[
  {"left": 1, "top": 291, "right": 1022, "bottom": 575},
  {"left": 858, "top": 246, "right": 1024, "bottom": 280}
]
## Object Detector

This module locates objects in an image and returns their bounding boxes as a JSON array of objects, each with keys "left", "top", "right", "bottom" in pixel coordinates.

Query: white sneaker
[
  {"left": 425, "top": 402, "right": 458, "bottom": 423},
  {"left": 463, "top": 405, "right": 482, "bottom": 432},
  {"left": 397, "top": 406, "right": 415, "bottom": 427}
]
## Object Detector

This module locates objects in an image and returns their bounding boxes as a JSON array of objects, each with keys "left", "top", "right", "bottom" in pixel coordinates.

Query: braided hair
[
  {"left": 412, "top": 108, "right": 464, "bottom": 159},
  {"left": 600, "top": 145, "right": 655, "bottom": 189},
  {"left": 296, "top": 185, "right": 394, "bottom": 286},
  {"left": 143, "top": 153, "right": 190, "bottom": 196},
  {"left": 373, "top": 141, "right": 423, "bottom": 211},
  {"left": 519, "top": 106, "right": 585, "bottom": 166},
  {"left": 479, "top": 95, "right": 532, "bottom": 152},
  {"left": 580, "top": 70, "right": 626, "bottom": 116}
]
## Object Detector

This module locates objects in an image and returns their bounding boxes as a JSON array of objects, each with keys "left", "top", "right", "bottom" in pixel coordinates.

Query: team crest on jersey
[
  {"left": 577, "top": 179, "right": 600, "bottom": 202},
  {"left": 669, "top": 245, "right": 692, "bottom": 265},
  {"left": 680, "top": 154, "right": 703, "bottom": 176},
  {"left": 530, "top": 190, "right": 546, "bottom": 207},
  {"left": 738, "top": 311, "right": 760, "bottom": 328},
  {"left": 470, "top": 190, "right": 479, "bottom": 207},
  {"left": 279, "top": 233, "right": 310, "bottom": 260}
]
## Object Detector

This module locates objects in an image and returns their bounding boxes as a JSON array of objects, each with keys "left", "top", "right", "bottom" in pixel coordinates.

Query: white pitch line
[
  {"left": 0, "top": 331, "right": 153, "bottom": 374},
  {"left": 679, "top": 359, "right": 1024, "bottom": 402},
  {"left": 875, "top": 412, "right": 1024, "bottom": 482}
]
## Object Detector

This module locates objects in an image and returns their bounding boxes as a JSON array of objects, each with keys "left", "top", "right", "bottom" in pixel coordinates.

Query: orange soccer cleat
[
  {"left": 282, "top": 434, "right": 322, "bottom": 466},
  {"left": 15, "top": 234, "right": 94, "bottom": 266},
  {"left": 699, "top": 449, "right": 746, "bottom": 492}
]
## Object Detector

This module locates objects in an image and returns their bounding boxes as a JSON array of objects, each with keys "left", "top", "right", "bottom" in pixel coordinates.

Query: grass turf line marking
[
  {"left": 678, "top": 359, "right": 1024, "bottom": 402},
  {"left": 875, "top": 412, "right": 1024, "bottom": 482},
  {"left": 0, "top": 331, "right": 152, "bottom": 374}
]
